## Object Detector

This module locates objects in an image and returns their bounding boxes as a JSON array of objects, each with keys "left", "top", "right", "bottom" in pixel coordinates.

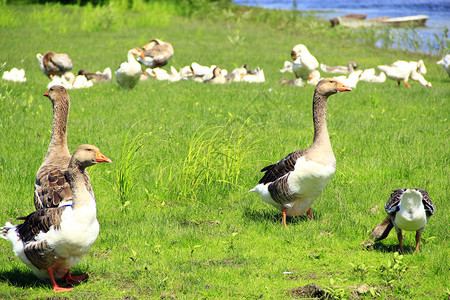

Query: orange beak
[
  {"left": 337, "top": 81, "right": 352, "bottom": 92},
  {"left": 43, "top": 91, "right": 49, "bottom": 97},
  {"left": 140, "top": 51, "right": 146, "bottom": 59},
  {"left": 95, "top": 151, "right": 112, "bottom": 163}
]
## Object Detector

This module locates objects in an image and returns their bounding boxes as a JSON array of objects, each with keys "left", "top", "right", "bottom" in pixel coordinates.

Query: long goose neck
[
  {"left": 311, "top": 92, "right": 331, "bottom": 148},
  {"left": 45, "top": 99, "right": 70, "bottom": 159},
  {"left": 67, "top": 163, "right": 95, "bottom": 210}
]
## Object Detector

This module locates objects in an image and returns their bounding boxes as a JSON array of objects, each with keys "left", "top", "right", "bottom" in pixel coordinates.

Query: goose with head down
[
  {"left": 250, "top": 78, "right": 352, "bottom": 227},
  {"left": 37, "top": 51, "right": 73, "bottom": 79},
  {"left": 1, "top": 144, "right": 111, "bottom": 292},
  {"left": 374, "top": 189, "right": 435, "bottom": 253},
  {"left": 137, "top": 39, "right": 174, "bottom": 69}
]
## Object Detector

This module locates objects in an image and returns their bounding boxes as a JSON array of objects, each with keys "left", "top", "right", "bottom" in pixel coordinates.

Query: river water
[{"left": 234, "top": 0, "right": 450, "bottom": 55}]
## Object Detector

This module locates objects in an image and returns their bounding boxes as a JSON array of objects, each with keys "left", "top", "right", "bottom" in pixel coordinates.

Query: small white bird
[
  {"left": 279, "top": 61, "right": 294, "bottom": 73},
  {"left": 359, "top": 68, "right": 386, "bottom": 83},
  {"left": 115, "top": 48, "right": 143, "bottom": 89},
  {"left": 2, "top": 68, "right": 26, "bottom": 82},
  {"left": 333, "top": 70, "right": 363, "bottom": 89},
  {"left": 436, "top": 54, "right": 450, "bottom": 77},
  {"left": 307, "top": 70, "right": 322, "bottom": 85},
  {"left": 385, "top": 189, "right": 434, "bottom": 253},
  {"left": 242, "top": 67, "right": 265, "bottom": 83},
  {"left": 291, "top": 44, "right": 319, "bottom": 80}
]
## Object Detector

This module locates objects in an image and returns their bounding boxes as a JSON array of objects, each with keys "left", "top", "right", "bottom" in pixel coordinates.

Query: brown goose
[
  {"left": 137, "top": 39, "right": 174, "bottom": 69},
  {"left": 1, "top": 144, "right": 111, "bottom": 292},
  {"left": 34, "top": 86, "right": 91, "bottom": 210},
  {"left": 37, "top": 51, "right": 73, "bottom": 79},
  {"left": 250, "top": 78, "right": 352, "bottom": 227},
  {"left": 371, "top": 189, "right": 434, "bottom": 253}
]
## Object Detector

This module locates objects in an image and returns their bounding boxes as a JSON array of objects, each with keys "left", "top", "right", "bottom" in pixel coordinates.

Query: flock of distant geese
[
  {"left": 2, "top": 40, "right": 449, "bottom": 89},
  {"left": 0, "top": 39, "right": 446, "bottom": 293}
]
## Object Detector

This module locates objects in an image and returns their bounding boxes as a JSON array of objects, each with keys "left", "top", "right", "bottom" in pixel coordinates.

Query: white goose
[
  {"left": 78, "top": 67, "right": 112, "bottom": 83},
  {"left": 377, "top": 60, "right": 424, "bottom": 88},
  {"left": 204, "top": 66, "right": 227, "bottom": 84},
  {"left": 291, "top": 44, "right": 319, "bottom": 80},
  {"left": 436, "top": 54, "right": 450, "bottom": 77},
  {"left": 279, "top": 61, "right": 294, "bottom": 73},
  {"left": 385, "top": 189, "right": 434, "bottom": 253},
  {"left": 115, "top": 48, "right": 143, "bottom": 89},
  {"left": 250, "top": 78, "right": 352, "bottom": 227},
  {"left": 1, "top": 144, "right": 111, "bottom": 292}
]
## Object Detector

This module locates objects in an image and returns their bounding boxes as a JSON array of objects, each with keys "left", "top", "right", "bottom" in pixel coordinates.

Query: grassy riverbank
[{"left": 0, "top": 2, "right": 448, "bottom": 299}]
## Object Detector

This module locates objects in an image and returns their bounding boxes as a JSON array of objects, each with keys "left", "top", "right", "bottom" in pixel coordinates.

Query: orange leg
[
  {"left": 414, "top": 231, "right": 422, "bottom": 254},
  {"left": 282, "top": 209, "right": 287, "bottom": 228},
  {"left": 307, "top": 208, "right": 313, "bottom": 220},
  {"left": 404, "top": 81, "right": 411, "bottom": 88},
  {"left": 47, "top": 268, "right": 73, "bottom": 292},
  {"left": 63, "top": 270, "right": 89, "bottom": 284}
]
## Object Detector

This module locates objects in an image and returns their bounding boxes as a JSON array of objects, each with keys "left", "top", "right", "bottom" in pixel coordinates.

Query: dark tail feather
[{"left": 370, "top": 215, "right": 393, "bottom": 241}]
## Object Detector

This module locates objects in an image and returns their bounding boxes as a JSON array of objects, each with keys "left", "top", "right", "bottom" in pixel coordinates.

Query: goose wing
[
  {"left": 34, "top": 165, "right": 92, "bottom": 209},
  {"left": 385, "top": 189, "right": 405, "bottom": 215},
  {"left": 258, "top": 150, "right": 306, "bottom": 184},
  {"left": 16, "top": 207, "right": 67, "bottom": 269},
  {"left": 416, "top": 189, "right": 435, "bottom": 216}
]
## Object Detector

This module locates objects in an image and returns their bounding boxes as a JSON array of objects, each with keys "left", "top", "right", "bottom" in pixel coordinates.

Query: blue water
[{"left": 234, "top": 0, "right": 450, "bottom": 54}]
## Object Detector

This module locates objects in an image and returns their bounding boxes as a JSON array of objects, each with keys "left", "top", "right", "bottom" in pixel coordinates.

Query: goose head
[
  {"left": 291, "top": 44, "right": 309, "bottom": 61},
  {"left": 43, "top": 85, "right": 69, "bottom": 106},
  {"left": 71, "top": 144, "right": 112, "bottom": 170},
  {"left": 316, "top": 78, "right": 352, "bottom": 97}
]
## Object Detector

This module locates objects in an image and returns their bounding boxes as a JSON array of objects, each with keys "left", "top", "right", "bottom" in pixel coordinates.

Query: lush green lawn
[{"left": 0, "top": 3, "right": 448, "bottom": 299}]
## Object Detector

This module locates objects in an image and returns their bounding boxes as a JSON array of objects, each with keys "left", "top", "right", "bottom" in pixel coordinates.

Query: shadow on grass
[
  {"left": 243, "top": 208, "right": 320, "bottom": 226},
  {"left": 370, "top": 242, "right": 416, "bottom": 254},
  {"left": 0, "top": 268, "right": 46, "bottom": 289}
]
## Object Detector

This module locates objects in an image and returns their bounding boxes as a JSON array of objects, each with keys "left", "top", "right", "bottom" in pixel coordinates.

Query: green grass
[{"left": 0, "top": 3, "right": 449, "bottom": 299}]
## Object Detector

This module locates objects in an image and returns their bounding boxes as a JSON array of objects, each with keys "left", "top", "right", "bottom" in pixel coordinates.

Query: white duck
[
  {"left": 204, "top": 67, "right": 227, "bottom": 84},
  {"left": 2, "top": 68, "right": 26, "bottom": 82},
  {"left": 242, "top": 67, "right": 265, "bottom": 83},
  {"left": 73, "top": 75, "right": 94, "bottom": 89},
  {"left": 1, "top": 144, "right": 111, "bottom": 292},
  {"left": 307, "top": 70, "right": 322, "bottom": 85},
  {"left": 37, "top": 52, "right": 73, "bottom": 79},
  {"left": 137, "top": 39, "right": 174, "bottom": 69},
  {"left": 333, "top": 70, "right": 363, "bottom": 89},
  {"left": 436, "top": 54, "right": 450, "bottom": 77},
  {"left": 291, "top": 44, "right": 319, "bottom": 80},
  {"left": 115, "top": 48, "right": 143, "bottom": 89},
  {"left": 359, "top": 68, "right": 386, "bottom": 83},
  {"left": 280, "top": 61, "right": 294, "bottom": 73},
  {"left": 385, "top": 189, "right": 434, "bottom": 253},
  {"left": 250, "top": 79, "right": 352, "bottom": 227}
]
